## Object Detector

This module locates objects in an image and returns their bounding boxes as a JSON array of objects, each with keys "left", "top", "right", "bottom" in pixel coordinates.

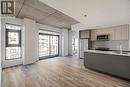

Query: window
[
  {"left": 39, "top": 30, "right": 59, "bottom": 59},
  {"left": 72, "top": 38, "right": 78, "bottom": 54},
  {"left": 39, "top": 35, "right": 50, "bottom": 57},
  {"left": 5, "top": 23, "right": 22, "bottom": 60}
]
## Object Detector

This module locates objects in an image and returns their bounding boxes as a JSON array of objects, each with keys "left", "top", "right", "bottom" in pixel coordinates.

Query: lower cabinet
[{"left": 84, "top": 52, "right": 130, "bottom": 79}]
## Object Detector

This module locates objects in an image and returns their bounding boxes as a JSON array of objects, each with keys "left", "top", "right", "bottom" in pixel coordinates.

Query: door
[
  {"left": 39, "top": 35, "right": 50, "bottom": 57},
  {"left": 50, "top": 36, "right": 59, "bottom": 56},
  {"left": 39, "top": 33, "right": 59, "bottom": 59}
]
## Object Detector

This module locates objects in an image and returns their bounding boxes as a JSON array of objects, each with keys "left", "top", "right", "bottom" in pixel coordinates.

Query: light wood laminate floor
[{"left": 2, "top": 56, "right": 130, "bottom": 87}]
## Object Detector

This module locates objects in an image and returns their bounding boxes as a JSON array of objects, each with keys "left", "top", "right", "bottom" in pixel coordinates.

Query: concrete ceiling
[
  {"left": 15, "top": 0, "right": 79, "bottom": 29},
  {"left": 40, "top": 0, "right": 130, "bottom": 29}
]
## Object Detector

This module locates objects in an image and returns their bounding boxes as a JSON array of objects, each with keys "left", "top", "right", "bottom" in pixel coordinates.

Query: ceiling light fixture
[{"left": 84, "top": 14, "right": 87, "bottom": 17}]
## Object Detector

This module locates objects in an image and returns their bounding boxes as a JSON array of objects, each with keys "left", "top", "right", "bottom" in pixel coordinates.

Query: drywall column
[
  {"left": 68, "top": 30, "right": 73, "bottom": 55},
  {"left": 61, "top": 29, "right": 68, "bottom": 56},
  {"left": 129, "top": 24, "right": 130, "bottom": 51},
  {"left": 0, "top": 15, "right": 1, "bottom": 87},
  {"left": 71, "top": 24, "right": 80, "bottom": 58},
  {"left": 23, "top": 18, "right": 38, "bottom": 65}
]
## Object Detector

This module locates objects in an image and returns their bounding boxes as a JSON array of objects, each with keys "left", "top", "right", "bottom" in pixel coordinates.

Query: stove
[{"left": 95, "top": 47, "right": 110, "bottom": 51}]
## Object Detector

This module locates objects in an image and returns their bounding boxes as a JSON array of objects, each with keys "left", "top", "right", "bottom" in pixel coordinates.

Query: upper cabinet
[
  {"left": 113, "top": 26, "right": 122, "bottom": 40},
  {"left": 121, "top": 25, "right": 129, "bottom": 40},
  {"left": 91, "top": 30, "right": 96, "bottom": 40},
  {"left": 91, "top": 24, "right": 129, "bottom": 41},
  {"left": 79, "top": 30, "right": 90, "bottom": 39}
]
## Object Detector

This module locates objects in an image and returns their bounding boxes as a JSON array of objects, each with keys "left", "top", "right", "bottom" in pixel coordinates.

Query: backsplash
[{"left": 92, "top": 40, "right": 129, "bottom": 51}]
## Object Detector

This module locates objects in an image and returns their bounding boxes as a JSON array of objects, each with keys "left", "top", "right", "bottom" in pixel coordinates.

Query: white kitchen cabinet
[
  {"left": 121, "top": 25, "right": 129, "bottom": 40},
  {"left": 91, "top": 30, "right": 96, "bottom": 41},
  {"left": 108, "top": 28, "right": 115, "bottom": 40},
  {"left": 96, "top": 29, "right": 103, "bottom": 35},
  {"left": 101, "top": 29, "right": 108, "bottom": 35},
  {"left": 114, "top": 25, "right": 129, "bottom": 40},
  {"left": 114, "top": 26, "right": 122, "bottom": 40}
]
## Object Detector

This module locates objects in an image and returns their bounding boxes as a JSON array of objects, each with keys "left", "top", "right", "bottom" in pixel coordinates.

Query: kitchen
[{"left": 79, "top": 24, "right": 130, "bottom": 80}]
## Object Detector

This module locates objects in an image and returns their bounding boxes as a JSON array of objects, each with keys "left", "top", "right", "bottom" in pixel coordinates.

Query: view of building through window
[{"left": 39, "top": 30, "right": 59, "bottom": 59}]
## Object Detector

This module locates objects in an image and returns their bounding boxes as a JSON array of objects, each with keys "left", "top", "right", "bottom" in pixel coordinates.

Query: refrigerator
[{"left": 79, "top": 39, "right": 89, "bottom": 58}]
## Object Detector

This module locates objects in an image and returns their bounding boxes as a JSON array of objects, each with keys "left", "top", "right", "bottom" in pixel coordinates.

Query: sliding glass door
[
  {"left": 39, "top": 32, "right": 59, "bottom": 59},
  {"left": 39, "top": 35, "right": 50, "bottom": 57},
  {"left": 50, "top": 36, "right": 59, "bottom": 56}
]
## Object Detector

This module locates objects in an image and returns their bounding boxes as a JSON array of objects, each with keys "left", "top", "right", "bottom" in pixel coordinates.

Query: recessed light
[{"left": 84, "top": 14, "right": 87, "bottom": 17}]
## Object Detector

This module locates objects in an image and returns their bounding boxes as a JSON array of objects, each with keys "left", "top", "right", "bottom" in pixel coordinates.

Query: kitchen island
[{"left": 84, "top": 50, "right": 130, "bottom": 79}]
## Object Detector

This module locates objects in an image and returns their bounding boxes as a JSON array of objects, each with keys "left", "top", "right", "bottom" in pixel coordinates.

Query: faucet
[{"left": 119, "top": 43, "right": 123, "bottom": 54}]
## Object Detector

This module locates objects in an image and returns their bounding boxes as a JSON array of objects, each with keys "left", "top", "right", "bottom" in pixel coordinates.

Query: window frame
[
  {"left": 39, "top": 32, "right": 59, "bottom": 59},
  {"left": 6, "top": 29, "right": 21, "bottom": 47},
  {"left": 5, "top": 23, "right": 22, "bottom": 60}
]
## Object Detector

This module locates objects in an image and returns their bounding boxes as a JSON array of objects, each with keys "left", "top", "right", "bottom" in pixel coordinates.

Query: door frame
[{"left": 39, "top": 33, "right": 59, "bottom": 59}]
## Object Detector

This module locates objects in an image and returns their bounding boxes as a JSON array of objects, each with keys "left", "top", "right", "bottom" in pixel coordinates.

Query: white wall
[
  {"left": 1, "top": 17, "right": 23, "bottom": 68},
  {"left": 23, "top": 18, "right": 39, "bottom": 65},
  {"left": 129, "top": 23, "right": 130, "bottom": 51},
  {"left": 68, "top": 30, "right": 72, "bottom": 55},
  {"left": 61, "top": 29, "right": 68, "bottom": 56},
  {"left": 0, "top": 12, "right": 1, "bottom": 87}
]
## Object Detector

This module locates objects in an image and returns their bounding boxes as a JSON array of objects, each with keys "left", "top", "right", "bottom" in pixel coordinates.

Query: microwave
[{"left": 97, "top": 35, "right": 109, "bottom": 40}]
